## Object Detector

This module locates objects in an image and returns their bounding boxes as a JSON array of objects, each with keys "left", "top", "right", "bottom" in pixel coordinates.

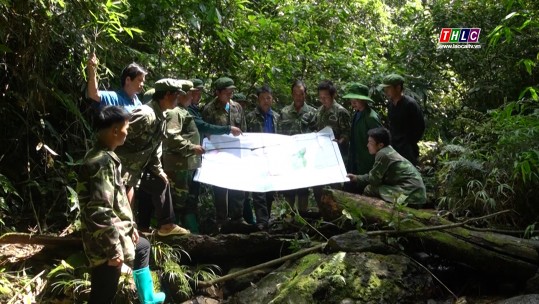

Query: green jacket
[
  {"left": 116, "top": 100, "right": 166, "bottom": 187},
  {"left": 163, "top": 106, "right": 201, "bottom": 171},
  {"left": 356, "top": 146, "right": 426, "bottom": 206},
  {"left": 246, "top": 106, "right": 281, "bottom": 133},
  {"left": 279, "top": 102, "right": 317, "bottom": 135},
  {"left": 78, "top": 145, "right": 135, "bottom": 267},
  {"left": 202, "top": 98, "right": 247, "bottom": 130},
  {"left": 316, "top": 102, "right": 351, "bottom": 157},
  {"left": 347, "top": 107, "right": 383, "bottom": 175},
  {"left": 188, "top": 104, "right": 231, "bottom": 139}
]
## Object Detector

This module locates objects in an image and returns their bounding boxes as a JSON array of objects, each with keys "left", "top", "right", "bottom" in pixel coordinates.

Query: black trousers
[
  {"left": 137, "top": 172, "right": 176, "bottom": 230},
  {"left": 212, "top": 186, "right": 245, "bottom": 222},
  {"left": 88, "top": 236, "right": 150, "bottom": 304},
  {"left": 251, "top": 191, "right": 275, "bottom": 225}
]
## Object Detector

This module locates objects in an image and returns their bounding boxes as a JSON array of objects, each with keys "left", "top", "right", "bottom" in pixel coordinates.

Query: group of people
[{"left": 79, "top": 53, "right": 427, "bottom": 303}]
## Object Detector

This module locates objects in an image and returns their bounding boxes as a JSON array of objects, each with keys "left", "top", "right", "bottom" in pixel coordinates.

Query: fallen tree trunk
[
  {"left": 0, "top": 232, "right": 294, "bottom": 262},
  {"left": 321, "top": 190, "right": 539, "bottom": 281}
]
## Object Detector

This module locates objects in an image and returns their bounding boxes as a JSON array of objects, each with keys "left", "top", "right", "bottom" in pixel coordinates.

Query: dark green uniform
[
  {"left": 163, "top": 106, "right": 201, "bottom": 216},
  {"left": 355, "top": 146, "right": 426, "bottom": 206},
  {"left": 348, "top": 108, "right": 383, "bottom": 175}
]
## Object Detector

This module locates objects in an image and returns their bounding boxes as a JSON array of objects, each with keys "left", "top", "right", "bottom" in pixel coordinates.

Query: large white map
[{"left": 193, "top": 127, "right": 349, "bottom": 192}]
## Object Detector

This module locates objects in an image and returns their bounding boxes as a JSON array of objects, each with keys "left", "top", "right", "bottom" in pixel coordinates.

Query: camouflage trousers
[
  {"left": 364, "top": 184, "right": 425, "bottom": 207},
  {"left": 167, "top": 169, "right": 198, "bottom": 215}
]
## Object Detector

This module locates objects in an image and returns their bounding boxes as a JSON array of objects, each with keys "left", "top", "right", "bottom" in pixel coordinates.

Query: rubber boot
[
  {"left": 183, "top": 213, "right": 200, "bottom": 234},
  {"left": 133, "top": 266, "right": 166, "bottom": 304}
]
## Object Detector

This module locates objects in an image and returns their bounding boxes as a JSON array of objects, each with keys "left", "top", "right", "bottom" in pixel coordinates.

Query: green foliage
[
  {"left": 436, "top": 100, "right": 539, "bottom": 225},
  {"left": 1, "top": 0, "right": 539, "bottom": 231},
  {"left": 150, "top": 239, "right": 221, "bottom": 301}
]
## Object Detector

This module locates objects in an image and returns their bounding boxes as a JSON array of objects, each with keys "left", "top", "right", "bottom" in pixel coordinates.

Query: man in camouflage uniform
[
  {"left": 279, "top": 80, "right": 317, "bottom": 212},
  {"left": 313, "top": 80, "right": 351, "bottom": 207},
  {"left": 163, "top": 80, "right": 204, "bottom": 234},
  {"left": 202, "top": 77, "right": 248, "bottom": 229},
  {"left": 79, "top": 106, "right": 164, "bottom": 303},
  {"left": 347, "top": 127, "right": 426, "bottom": 207},
  {"left": 187, "top": 79, "right": 243, "bottom": 232},
  {"left": 245, "top": 85, "right": 280, "bottom": 230},
  {"left": 115, "top": 78, "right": 190, "bottom": 236}
]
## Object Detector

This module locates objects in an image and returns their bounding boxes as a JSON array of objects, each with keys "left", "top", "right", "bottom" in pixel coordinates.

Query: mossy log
[
  {"left": 321, "top": 190, "right": 539, "bottom": 281},
  {"left": 0, "top": 232, "right": 293, "bottom": 262}
]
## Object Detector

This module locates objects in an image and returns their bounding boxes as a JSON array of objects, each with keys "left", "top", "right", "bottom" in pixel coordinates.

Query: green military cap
[
  {"left": 343, "top": 83, "right": 373, "bottom": 103},
  {"left": 233, "top": 92, "right": 247, "bottom": 102},
  {"left": 378, "top": 73, "right": 405, "bottom": 89},
  {"left": 154, "top": 78, "right": 186, "bottom": 94},
  {"left": 142, "top": 88, "right": 155, "bottom": 104},
  {"left": 214, "top": 77, "right": 236, "bottom": 90},
  {"left": 178, "top": 80, "right": 195, "bottom": 92},
  {"left": 190, "top": 78, "right": 204, "bottom": 89}
]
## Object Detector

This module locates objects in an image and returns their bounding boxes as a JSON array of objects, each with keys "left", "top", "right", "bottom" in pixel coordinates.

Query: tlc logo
[{"left": 439, "top": 28, "right": 481, "bottom": 43}]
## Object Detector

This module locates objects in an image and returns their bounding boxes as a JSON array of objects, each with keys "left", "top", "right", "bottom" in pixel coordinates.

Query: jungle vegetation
[{"left": 0, "top": 0, "right": 538, "bottom": 300}]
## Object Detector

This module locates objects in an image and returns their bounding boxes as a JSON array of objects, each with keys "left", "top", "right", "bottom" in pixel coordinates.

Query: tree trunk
[
  {"left": 321, "top": 190, "right": 539, "bottom": 281},
  {"left": 0, "top": 232, "right": 294, "bottom": 262}
]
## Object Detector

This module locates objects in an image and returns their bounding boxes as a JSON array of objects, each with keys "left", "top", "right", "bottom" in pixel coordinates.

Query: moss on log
[{"left": 322, "top": 190, "right": 539, "bottom": 281}]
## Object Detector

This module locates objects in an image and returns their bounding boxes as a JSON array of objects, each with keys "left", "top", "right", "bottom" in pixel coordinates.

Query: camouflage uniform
[
  {"left": 78, "top": 144, "right": 135, "bottom": 267},
  {"left": 188, "top": 104, "right": 231, "bottom": 141},
  {"left": 202, "top": 97, "right": 247, "bottom": 131},
  {"left": 245, "top": 106, "right": 281, "bottom": 133},
  {"left": 116, "top": 100, "right": 166, "bottom": 187},
  {"left": 315, "top": 101, "right": 351, "bottom": 157},
  {"left": 115, "top": 99, "right": 176, "bottom": 229},
  {"left": 163, "top": 106, "right": 201, "bottom": 217},
  {"left": 355, "top": 146, "right": 426, "bottom": 206},
  {"left": 202, "top": 97, "right": 247, "bottom": 222},
  {"left": 279, "top": 102, "right": 317, "bottom": 210},
  {"left": 279, "top": 102, "right": 317, "bottom": 135}
]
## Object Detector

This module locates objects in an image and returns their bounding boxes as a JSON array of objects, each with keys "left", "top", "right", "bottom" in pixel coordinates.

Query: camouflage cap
[
  {"left": 178, "top": 80, "right": 195, "bottom": 92},
  {"left": 343, "top": 83, "right": 373, "bottom": 103},
  {"left": 142, "top": 88, "right": 155, "bottom": 104},
  {"left": 214, "top": 77, "right": 236, "bottom": 90},
  {"left": 154, "top": 78, "right": 186, "bottom": 94},
  {"left": 378, "top": 73, "right": 405, "bottom": 89},
  {"left": 233, "top": 92, "right": 247, "bottom": 102},
  {"left": 190, "top": 78, "right": 204, "bottom": 89}
]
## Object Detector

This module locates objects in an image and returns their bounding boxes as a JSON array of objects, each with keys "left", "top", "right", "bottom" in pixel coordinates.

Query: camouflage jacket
[
  {"left": 245, "top": 106, "right": 281, "bottom": 133},
  {"left": 201, "top": 98, "right": 247, "bottom": 131},
  {"left": 78, "top": 145, "right": 135, "bottom": 267},
  {"left": 356, "top": 146, "right": 426, "bottom": 205},
  {"left": 188, "top": 104, "right": 231, "bottom": 139},
  {"left": 315, "top": 102, "right": 351, "bottom": 141},
  {"left": 163, "top": 106, "right": 201, "bottom": 171},
  {"left": 115, "top": 100, "right": 166, "bottom": 187},
  {"left": 279, "top": 102, "right": 317, "bottom": 135}
]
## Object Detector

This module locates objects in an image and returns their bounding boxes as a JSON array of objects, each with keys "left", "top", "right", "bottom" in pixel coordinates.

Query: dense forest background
[{"left": 0, "top": 0, "right": 538, "bottom": 234}]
